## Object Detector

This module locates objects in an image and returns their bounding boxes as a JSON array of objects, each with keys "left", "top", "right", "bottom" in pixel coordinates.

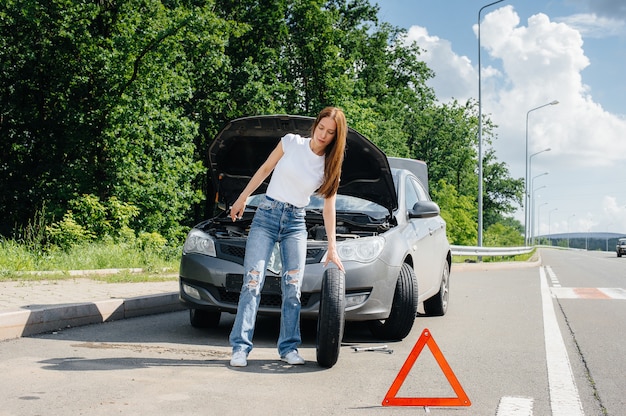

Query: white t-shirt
[{"left": 266, "top": 133, "right": 325, "bottom": 208}]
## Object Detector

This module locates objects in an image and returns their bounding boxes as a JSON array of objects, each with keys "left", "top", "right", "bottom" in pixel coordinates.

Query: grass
[
  {"left": 0, "top": 239, "right": 180, "bottom": 283},
  {"left": 2, "top": 238, "right": 535, "bottom": 283}
]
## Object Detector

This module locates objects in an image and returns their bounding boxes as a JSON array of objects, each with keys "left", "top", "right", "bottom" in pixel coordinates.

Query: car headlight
[
  {"left": 182, "top": 229, "right": 216, "bottom": 257},
  {"left": 334, "top": 236, "right": 385, "bottom": 263}
]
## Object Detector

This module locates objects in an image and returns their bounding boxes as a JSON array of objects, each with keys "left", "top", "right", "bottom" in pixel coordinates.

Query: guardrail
[{"left": 450, "top": 245, "right": 533, "bottom": 257}]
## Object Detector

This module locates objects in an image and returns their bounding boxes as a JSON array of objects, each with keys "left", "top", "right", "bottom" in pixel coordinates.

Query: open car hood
[{"left": 209, "top": 115, "right": 398, "bottom": 214}]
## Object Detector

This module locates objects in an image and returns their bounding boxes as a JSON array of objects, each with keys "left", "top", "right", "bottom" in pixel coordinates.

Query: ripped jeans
[{"left": 229, "top": 196, "right": 307, "bottom": 357}]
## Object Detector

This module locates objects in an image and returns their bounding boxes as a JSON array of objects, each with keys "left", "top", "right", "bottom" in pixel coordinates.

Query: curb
[
  {"left": 2, "top": 260, "right": 541, "bottom": 342},
  {"left": 0, "top": 292, "right": 185, "bottom": 342}
]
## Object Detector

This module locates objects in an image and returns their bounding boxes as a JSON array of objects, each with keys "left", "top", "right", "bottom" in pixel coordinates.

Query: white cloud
[
  {"left": 404, "top": 26, "right": 477, "bottom": 103},
  {"left": 557, "top": 13, "right": 626, "bottom": 38},
  {"left": 406, "top": 6, "right": 626, "bottom": 167},
  {"left": 482, "top": 7, "right": 626, "bottom": 169},
  {"left": 577, "top": 0, "right": 626, "bottom": 21},
  {"left": 403, "top": 5, "right": 626, "bottom": 233}
]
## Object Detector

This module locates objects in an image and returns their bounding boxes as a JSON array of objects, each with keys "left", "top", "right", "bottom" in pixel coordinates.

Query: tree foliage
[
  {"left": 430, "top": 180, "right": 477, "bottom": 246},
  {"left": 0, "top": 0, "right": 225, "bottom": 239},
  {"left": 0, "top": 0, "right": 524, "bottom": 246}
]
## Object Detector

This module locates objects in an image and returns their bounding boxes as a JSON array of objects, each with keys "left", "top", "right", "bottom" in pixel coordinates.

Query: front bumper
[{"left": 178, "top": 252, "right": 400, "bottom": 321}]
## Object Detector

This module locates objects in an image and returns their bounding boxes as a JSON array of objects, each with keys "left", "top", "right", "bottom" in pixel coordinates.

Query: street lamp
[
  {"left": 530, "top": 172, "right": 548, "bottom": 244},
  {"left": 567, "top": 214, "right": 576, "bottom": 248},
  {"left": 532, "top": 184, "right": 547, "bottom": 244},
  {"left": 585, "top": 214, "right": 593, "bottom": 250},
  {"left": 478, "top": 0, "right": 505, "bottom": 252},
  {"left": 548, "top": 208, "right": 558, "bottom": 246},
  {"left": 527, "top": 148, "right": 550, "bottom": 244},
  {"left": 537, "top": 202, "right": 548, "bottom": 245},
  {"left": 606, "top": 222, "right": 613, "bottom": 251},
  {"left": 525, "top": 101, "right": 558, "bottom": 245}
]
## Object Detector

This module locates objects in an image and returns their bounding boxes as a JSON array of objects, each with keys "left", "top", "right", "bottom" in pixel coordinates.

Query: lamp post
[
  {"left": 585, "top": 214, "right": 593, "bottom": 250},
  {"left": 548, "top": 208, "right": 558, "bottom": 246},
  {"left": 527, "top": 148, "right": 550, "bottom": 244},
  {"left": 524, "top": 147, "right": 552, "bottom": 245},
  {"left": 567, "top": 214, "right": 576, "bottom": 248},
  {"left": 606, "top": 222, "right": 613, "bottom": 251},
  {"left": 537, "top": 202, "right": 548, "bottom": 245},
  {"left": 531, "top": 184, "right": 547, "bottom": 245},
  {"left": 530, "top": 172, "right": 548, "bottom": 244},
  {"left": 478, "top": 0, "right": 505, "bottom": 252},
  {"left": 525, "top": 101, "right": 558, "bottom": 245}
]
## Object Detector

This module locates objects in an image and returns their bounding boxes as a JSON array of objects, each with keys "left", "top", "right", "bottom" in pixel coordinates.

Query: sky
[{"left": 375, "top": 0, "right": 626, "bottom": 237}]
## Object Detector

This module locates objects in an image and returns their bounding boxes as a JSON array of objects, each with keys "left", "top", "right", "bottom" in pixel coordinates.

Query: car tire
[
  {"left": 368, "top": 263, "right": 418, "bottom": 340},
  {"left": 189, "top": 308, "right": 221, "bottom": 328},
  {"left": 316, "top": 268, "right": 346, "bottom": 368},
  {"left": 423, "top": 260, "right": 450, "bottom": 316}
]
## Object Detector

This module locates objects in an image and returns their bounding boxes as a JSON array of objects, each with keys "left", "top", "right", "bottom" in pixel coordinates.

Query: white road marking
[
  {"left": 540, "top": 266, "right": 584, "bottom": 415},
  {"left": 496, "top": 396, "right": 534, "bottom": 416},
  {"left": 551, "top": 287, "right": 626, "bottom": 300},
  {"left": 545, "top": 265, "right": 561, "bottom": 287}
]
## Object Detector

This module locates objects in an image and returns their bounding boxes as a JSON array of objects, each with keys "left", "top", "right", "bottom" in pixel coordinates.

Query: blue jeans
[{"left": 229, "top": 196, "right": 307, "bottom": 357}]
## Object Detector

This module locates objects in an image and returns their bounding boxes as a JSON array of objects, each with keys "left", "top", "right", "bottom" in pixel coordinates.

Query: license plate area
[{"left": 225, "top": 273, "right": 282, "bottom": 295}]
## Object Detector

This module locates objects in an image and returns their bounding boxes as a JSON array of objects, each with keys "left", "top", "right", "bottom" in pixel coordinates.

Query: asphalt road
[{"left": 1, "top": 248, "right": 624, "bottom": 415}]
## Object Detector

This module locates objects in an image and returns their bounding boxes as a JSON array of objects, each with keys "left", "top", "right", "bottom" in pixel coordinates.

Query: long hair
[{"left": 313, "top": 107, "right": 347, "bottom": 198}]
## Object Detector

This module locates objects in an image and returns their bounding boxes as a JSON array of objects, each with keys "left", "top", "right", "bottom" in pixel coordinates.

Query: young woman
[{"left": 228, "top": 107, "right": 347, "bottom": 367}]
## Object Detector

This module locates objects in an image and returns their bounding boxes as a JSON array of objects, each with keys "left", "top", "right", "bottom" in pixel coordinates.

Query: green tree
[
  {"left": 484, "top": 222, "right": 524, "bottom": 247},
  {"left": 430, "top": 180, "right": 477, "bottom": 246},
  {"left": 0, "top": 0, "right": 526, "bottom": 249},
  {"left": 0, "top": 0, "right": 230, "bottom": 239},
  {"left": 481, "top": 149, "right": 524, "bottom": 229},
  {"left": 410, "top": 100, "right": 478, "bottom": 196}
]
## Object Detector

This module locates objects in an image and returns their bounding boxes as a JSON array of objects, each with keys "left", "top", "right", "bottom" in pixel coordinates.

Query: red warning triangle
[{"left": 382, "top": 328, "right": 471, "bottom": 407}]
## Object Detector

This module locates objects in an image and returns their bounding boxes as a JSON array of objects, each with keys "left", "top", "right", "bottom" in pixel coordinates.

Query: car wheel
[
  {"left": 368, "top": 263, "right": 418, "bottom": 340},
  {"left": 189, "top": 308, "right": 221, "bottom": 328},
  {"left": 316, "top": 268, "right": 346, "bottom": 368},
  {"left": 423, "top": 260, "right": 450, "bottom": 316}
]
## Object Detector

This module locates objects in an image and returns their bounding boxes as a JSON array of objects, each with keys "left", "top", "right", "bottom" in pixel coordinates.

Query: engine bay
[{"left": 201, "top": 208, "right": 392, "bottom": 242}]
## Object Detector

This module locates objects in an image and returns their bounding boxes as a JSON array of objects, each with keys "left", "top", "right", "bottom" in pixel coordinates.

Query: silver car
[{"left": 179, "top": 115, "right": 451, "bottom": 346}]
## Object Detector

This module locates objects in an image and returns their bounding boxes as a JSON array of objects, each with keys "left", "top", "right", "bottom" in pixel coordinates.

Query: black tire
[
  {"left": 316, "top": 268, "right": 346, "bottom": 368},
  {"left": 368, "top": 263, "right": 418, "bottom": 340},
  {"left": 189, "top": 308, "right": 221, "bottom": 328},
  {"left": 423, "top": 260, "right": 450, "bottom": 316}
]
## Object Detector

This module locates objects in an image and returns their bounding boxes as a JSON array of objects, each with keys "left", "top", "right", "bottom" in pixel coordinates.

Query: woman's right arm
[{"left": 229, "top": 142, "right": 284, "bottom": 221}]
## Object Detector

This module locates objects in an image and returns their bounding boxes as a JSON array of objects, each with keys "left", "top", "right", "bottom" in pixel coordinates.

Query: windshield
[{"left": 247, "top": 194, "right": 388, "bottom": 218}]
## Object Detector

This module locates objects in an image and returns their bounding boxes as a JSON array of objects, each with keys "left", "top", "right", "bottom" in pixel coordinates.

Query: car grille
[
  {"left": 215, "top": 241, "right": 326, "bottom": 265},
  {"left": 220, "top": 243, "right": 246, "bottom": 262},
  {"left": 217, "top": 288, "right": 314, "bottom": 308}
]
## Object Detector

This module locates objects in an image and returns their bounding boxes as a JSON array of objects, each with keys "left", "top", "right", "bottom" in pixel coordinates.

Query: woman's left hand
[{"left": 324, "top": 246, "right": 345, "bottom": 272}]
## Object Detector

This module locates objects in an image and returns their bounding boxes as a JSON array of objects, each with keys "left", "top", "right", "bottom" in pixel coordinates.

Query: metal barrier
[{"left": 450, "top": 245, "right": 533, "bottom": 257}]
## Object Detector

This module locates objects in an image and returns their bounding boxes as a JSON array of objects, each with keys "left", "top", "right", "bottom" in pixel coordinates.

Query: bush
[
  {"left": 45, "top": 194, "right": 142, "bottom": 250},
  {"left": 484, "top": 223, "right": 524, "bottom": 247},
  {"left": 68, "top": 194, "right": 139, "bottom": 240},
  {"left": 137, "top": 231, "right": 167, "bottom": 252},
  {"left": 46, "top": 212, "right": 96, "bottom": 251}
]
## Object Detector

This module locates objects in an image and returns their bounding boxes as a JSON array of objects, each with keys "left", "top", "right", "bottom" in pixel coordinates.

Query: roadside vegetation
[{"left": 0, "top": 198, "right": 179, "bottom": 282}]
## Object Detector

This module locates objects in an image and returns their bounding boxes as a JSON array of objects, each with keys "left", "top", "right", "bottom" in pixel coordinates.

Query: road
[{"left": 1, "top": 248, "right": 624, "bottom": 415}]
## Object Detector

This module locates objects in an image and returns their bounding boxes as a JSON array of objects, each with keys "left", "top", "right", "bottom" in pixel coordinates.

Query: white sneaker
[
  {"left": 230, "top": 350, "right": 248, "bottom": 367},
  {"left": 281, "top": 350, "right": 305, "bottom": 365}
]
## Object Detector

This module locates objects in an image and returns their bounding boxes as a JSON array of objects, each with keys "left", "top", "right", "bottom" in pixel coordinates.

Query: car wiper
[{"left": 336, "top": 213, "right": 390, "bottom": 228}]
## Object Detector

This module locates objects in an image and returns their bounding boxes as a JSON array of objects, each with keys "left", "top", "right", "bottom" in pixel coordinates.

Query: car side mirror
[{"left": 408, "top": 201, "right": 440, "bottom": 219}]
